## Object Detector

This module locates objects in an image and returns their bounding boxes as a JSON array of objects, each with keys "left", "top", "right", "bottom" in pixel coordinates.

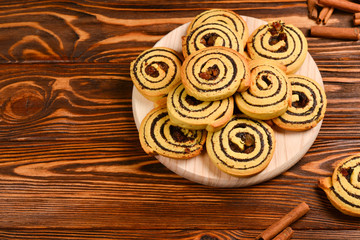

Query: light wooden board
[{"left": 132, "top": 16, "right": 323, "bottom": 188}]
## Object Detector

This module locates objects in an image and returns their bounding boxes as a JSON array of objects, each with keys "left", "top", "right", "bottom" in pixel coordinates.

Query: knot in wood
[{"left": 3, "top": 87, "right": 45, "bottom": 121}]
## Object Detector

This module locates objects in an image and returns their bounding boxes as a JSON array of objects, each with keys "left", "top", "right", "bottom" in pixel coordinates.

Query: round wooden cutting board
[{"left": 132, "top": 16, "right": 323, "bottom": 187}]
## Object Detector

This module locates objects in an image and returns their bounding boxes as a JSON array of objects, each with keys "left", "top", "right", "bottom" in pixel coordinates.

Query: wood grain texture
[
  {"left": 0, "top": 139, "right": 358, "bottom": 230},
  {"left": 0, "top": 0, "right": 359, "bottom": 239},
  {"left": 0, "top": 63, "right": 136, "bottom": 141},
  {"left": 1, "top": 229, "right": 360, "bottom": 240}
]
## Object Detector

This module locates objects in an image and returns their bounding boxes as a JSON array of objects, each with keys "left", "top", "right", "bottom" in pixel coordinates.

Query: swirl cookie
[
  {"left": 139, "top": 106, "right": 206, "bottom": 159},
  {"left": 181, "top": 46, "right": 250, "bottom": 101},
  {"left": 130, "top": 47, "right": 182, "bottom": 102},
  {"left": 187, "top": 9, "right": 248, "bottom": 49},
  {"left": 247, "top": 20, "right": 308, "bottom": 74},
  {"left": 319, "top": 155, "right": 360, "bottom": 217},
  {"left": 273, "top": 75, "right": 327, "bottom": 131},
  {"left": 235, "top": 60, "right": 292, "bottom": 120},
  {"left": 167, "top": 83, "right": 234, "bottom": 132},
  {"left": 182, "top": 22, "right": 243, "bottom": 58},
  {"left": 207, "top": 115, "right": 275, "bottom": 177}
]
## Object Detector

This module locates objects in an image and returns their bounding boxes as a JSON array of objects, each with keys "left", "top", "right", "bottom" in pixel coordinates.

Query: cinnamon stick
[
  {"left": 307, "top": 0, "right": 319, "bottom": 19},
  {"left": 318, "top": 0, "right": 360, "bottom": 13},
  {"left": 354, "top": 13, "right": 360, "bottom": 25},
  {"left": 311, "top": 26, "right": 360, "bottom": 40},
  {"left": 255, "top": 202, "right": 309, "bottom": 240},
  {"left": 273, "top": 227, "right": 294, "bottom": 240},
  {"left": 354, "top": 18, "right": 360, "bottom": 26},
  {"left": 311, "top": 8, "right": 319, "bottom": 20},
  {"left": 323, "top": 7, "right": 334, "bottom": 24},
  {"left": 317, "top": 7, "right": 330, "bottom": 24}
]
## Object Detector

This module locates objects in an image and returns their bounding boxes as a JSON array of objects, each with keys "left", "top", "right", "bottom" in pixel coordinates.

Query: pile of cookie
[{"left": 130, "top": 9, "right": 327, "bottom": 177}]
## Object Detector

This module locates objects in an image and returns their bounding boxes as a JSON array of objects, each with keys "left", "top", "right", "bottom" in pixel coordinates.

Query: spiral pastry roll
[
  {"left": 181, "top": 46, "right": 250, "bottom": 102},
  {"left": 247, "top": 20, "right": 308, "bottom": 74},
  {"left": 130, "top": 47, "right": 182, "bottom": 102},
  {"left": 206, "top": 115, "right": 275, "bottom": 177},
  {"left": 319, "top": 155, "right": 360, "bottom": 217},
  {"left": 235, "top": 60, "right": 292, "bottom": 120},
  {"left": 139, "top": 106, "right": 206, "bottom": 159},
  {"left": 187, "top": 9, "right": 248, "bottom": 50},
  {"left": 273, "top": 75, "right": 327, "bottom": 131},
  {"left": 167, "top": 83, "right": 234, "bottom": 132},
  {"left": 182, "top": 22, "right": 243, "bottom": 58}
]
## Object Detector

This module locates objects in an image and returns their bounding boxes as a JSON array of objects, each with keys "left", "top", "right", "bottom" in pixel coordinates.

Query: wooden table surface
[{"left": 0, "top": 0, "right": 359, "bottom": 239}]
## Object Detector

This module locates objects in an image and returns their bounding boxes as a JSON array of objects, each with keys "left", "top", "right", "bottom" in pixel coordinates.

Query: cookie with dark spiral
[
  {"left": 235, "top": 60, "right": 292, "bottom": 120},
  {"left": 247, "top": 20, "right": 308, "bottom": 74},
  {"left": 130, "top": 47, "right": 182, "bottom": 103},
  {"left": 207, "top": 115, "right": 275, "bottom": 177},
  {"left": 273, "top": 75, "right": 327, "bottom": 131},
  {"left": 187, "top": 9, "right": 248, "bottom": 50},
  {"left": 139, "top": 106, "right": 207, "bottom": 159},
  {"left": 182, "top": 22, "right": 243, "bottom": 58},
  {"left": 181, "top": 46, "right": 250, "bottom": 102},
  {"left": 167, "top": 83, "right": 234, "bottom": 132},
  {"left": 319, "top": 155, "right": 360, "bottom": 217}
]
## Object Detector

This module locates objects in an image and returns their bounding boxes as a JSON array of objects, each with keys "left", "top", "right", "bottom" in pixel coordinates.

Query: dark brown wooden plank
[
  {"left": 0, "top": 62, "right": 358, "bottom": 140},
  {"left": 0, "top": 139, "right": 358, "bottom": 229},
  {"left": 0, "top": 229, "right": 359, "bottom": 240},
  {"left": 0, "top": 63, "right": 136, "bottom": 141},
  {"left": 0, "top": 0, "right": 320, "bottom": 63}
]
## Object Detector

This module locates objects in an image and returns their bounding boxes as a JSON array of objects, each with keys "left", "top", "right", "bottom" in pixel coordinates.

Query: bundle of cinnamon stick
[
  {"left": 255, "top": 202, "right": 310, "bottom": 240},
  {"left": 308, "top": 0, "right": 334, "bottom": 25},
  {"left": 308, "top": 0, "right": 360, "bottom": 40},
  {"left": 354, "top": 12, "right": 360, "bottom": 26}
]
